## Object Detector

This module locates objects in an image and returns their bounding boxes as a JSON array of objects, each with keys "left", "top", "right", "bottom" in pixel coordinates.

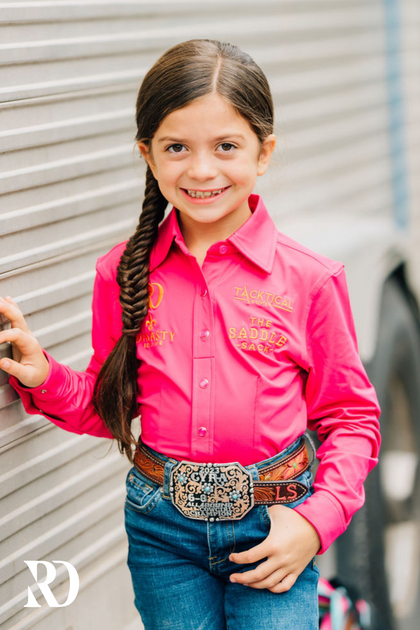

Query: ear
[
  {"left": 257, "top": 134, "right": 276, "bottom": 176},
  {"left": 137, "top": 141, "right": 158, "bottom": 179}
]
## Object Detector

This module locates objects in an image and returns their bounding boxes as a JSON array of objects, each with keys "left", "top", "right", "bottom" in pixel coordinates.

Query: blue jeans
[{"left": 124, "top": 435, "right": 320, "bottom": 630}]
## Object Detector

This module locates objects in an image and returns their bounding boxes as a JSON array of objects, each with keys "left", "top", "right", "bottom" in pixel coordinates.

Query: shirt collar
[{"left": 149, "top": 193, "right": 278, "bottom": 274}]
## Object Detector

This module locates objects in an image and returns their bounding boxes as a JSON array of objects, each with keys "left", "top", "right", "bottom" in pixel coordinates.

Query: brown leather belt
[{"left": 134, "top": 436, "right": 313, "bottom": 521}]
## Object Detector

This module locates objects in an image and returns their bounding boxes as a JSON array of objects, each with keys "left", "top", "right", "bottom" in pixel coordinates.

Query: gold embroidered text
[
  {"left": 234, "top": 285, "right": 293, "bottom": 312},
  {"left": 136, "top": 330, "right": 176, "bottom": 348},
  {"left": 229, "top": 316, "right": 287, "bottom": 354}
]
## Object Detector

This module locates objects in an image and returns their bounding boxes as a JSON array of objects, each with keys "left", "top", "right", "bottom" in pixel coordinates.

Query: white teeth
[{"left": 186, "top": 188, "right": 224, "bottom": 198}]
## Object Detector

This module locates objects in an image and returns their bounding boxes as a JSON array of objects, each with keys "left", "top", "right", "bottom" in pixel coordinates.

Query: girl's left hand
[{"left": 228, "top": 504, "right": 321, "bottom": 593}]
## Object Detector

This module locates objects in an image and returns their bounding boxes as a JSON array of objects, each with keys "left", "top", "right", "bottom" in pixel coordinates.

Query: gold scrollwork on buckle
[{"left": 169, "top": 461, "right": 254, "bottom": 521}]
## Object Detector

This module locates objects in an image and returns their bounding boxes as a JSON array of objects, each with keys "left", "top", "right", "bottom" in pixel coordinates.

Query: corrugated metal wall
[
  {"left": 1, "top": 1, "right": 417, "bottom": 629},
  {"left": 401, "top": 0, "right": 420, "bottom": 299}
]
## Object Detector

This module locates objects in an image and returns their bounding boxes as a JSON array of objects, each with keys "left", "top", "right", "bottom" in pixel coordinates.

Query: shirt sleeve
[
  {"left": 293, "top": 264, "right": 381, "bottom": 554},
  {"left": 8, "top": 263, "right": 121, "bottom": 438}
]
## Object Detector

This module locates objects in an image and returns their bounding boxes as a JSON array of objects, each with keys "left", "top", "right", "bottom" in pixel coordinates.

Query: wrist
[
  {"left": 38, "top": 352, "right": 50, "bottom": 385},
  {"left": 19, "top": 352, "right": 50, "bottom": 388},
  {"left": 268, "top": 504, "right": 321, "bottom": 554}
]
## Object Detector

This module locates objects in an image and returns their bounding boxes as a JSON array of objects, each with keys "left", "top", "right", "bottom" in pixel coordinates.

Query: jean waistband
[{"left": 136, "top": 433, "right": 315, "bottom": 500}]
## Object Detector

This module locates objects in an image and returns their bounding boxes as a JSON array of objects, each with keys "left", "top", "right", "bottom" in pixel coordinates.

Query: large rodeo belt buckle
[{"left": 169, "top": 460, "right": 254, "bottom": 521}]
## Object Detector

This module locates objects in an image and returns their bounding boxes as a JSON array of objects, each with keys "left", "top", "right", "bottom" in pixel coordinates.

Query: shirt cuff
[
  {"left": 7, "top": 349, "right": 85, "bottom": 435},
  {"left": 293, "top": 490, "right": 347, "bottom": 554},
  {"left": 8, "top": 349, "right": 64, "bottom": 400}
]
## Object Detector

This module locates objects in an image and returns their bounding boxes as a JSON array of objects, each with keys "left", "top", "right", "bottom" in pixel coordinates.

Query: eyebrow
[{"left": 157, "top": 134, "right": 246, "bottom": 143}]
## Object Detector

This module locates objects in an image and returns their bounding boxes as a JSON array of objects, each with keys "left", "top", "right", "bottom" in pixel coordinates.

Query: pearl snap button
[
  {"left": 200, "top": 330, "right": 210, "bottom": 340},
  {"left": 198, "top": 427, "right": 207, "bottom": 437},
  {"left": 201, "top": 288, "right": 208, "bottom": 297},
  {"left": 199, "top": 378, "right": 209, "bottom": 389},
  {"left": 219, "top": 244, "right": 228, "bottom": 254}
]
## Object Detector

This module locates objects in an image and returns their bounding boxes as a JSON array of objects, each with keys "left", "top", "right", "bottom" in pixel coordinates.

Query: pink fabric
[{"left": 8, "top": 193, "right": 381, "bottom": 553}]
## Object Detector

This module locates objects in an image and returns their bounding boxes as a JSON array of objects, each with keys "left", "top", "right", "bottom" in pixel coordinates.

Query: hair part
[{"left": 92, "top": 39, "right": 274, "bottom": 463}]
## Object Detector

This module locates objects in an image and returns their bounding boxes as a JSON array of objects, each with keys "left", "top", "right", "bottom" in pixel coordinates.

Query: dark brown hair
[{"left": 92, "top": 39, "right": 274, "bottom": 463}]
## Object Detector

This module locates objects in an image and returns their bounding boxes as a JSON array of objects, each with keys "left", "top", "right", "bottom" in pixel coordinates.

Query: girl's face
[{"left": 138, "top": 93, "right": 276, "bottom": 234}]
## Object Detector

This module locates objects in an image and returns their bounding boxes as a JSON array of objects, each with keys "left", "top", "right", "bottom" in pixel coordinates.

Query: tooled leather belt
[{"left": 133, "top": 436, "right": 313, "bottom": 522}]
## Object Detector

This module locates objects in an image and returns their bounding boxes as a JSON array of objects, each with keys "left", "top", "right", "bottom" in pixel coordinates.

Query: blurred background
[{"left": 0, "top": 1, "right": 419, "bottom": 629}]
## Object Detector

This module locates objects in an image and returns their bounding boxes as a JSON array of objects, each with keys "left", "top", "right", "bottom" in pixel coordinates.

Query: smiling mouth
[{"left": 182, "top": 186, "right": 230, "bottom": 199}]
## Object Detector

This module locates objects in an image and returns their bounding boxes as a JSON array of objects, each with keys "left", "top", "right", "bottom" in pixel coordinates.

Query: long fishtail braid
[
  {"left": 92, "top": 165, "right": 167, "bottom": 462},
  {"left": 118, "top": 166, "right": 167, "bottom": 337}
]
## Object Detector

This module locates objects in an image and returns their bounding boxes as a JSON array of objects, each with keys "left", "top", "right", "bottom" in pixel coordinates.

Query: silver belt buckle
[{"left": 169, "top": 461, "right": 254, "bottom": 521}]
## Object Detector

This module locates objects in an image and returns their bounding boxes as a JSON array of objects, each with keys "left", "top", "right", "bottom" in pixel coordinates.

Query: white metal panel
[{"left": 401, "top": 0, "right": 420, "bottom": 299}]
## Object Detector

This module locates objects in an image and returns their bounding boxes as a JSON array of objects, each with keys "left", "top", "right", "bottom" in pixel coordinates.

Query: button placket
[
  {"left": 192, "top": 357, "right": 213, "bottom": 457},
  {"left": 191, "top": 273, "right": 214, "bottom": 459}
]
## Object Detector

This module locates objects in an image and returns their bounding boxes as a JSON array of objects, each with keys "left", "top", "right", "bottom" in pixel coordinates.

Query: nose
[{"left": 186, "top": 152, "right": 218, "bottom": 182}]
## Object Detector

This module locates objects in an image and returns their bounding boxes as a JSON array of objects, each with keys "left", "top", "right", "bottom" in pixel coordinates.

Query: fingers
[
  {"left": 250, "top": 567, "right": 286, "bottom": 590},
  {"left": 229, "top": 557, "right": 278, "bottom": 586},
  {"left": 0, "top": 296, "right": 31, "bottom": 334},
  {"left": 0, "top": 327, "right": 48, "bottom": 387},
  {"left": 4, "top": 295, "right": 18, "bottom": 306},
  {"left": 0, "top": 325, "right": 30, "bottom": 346},
  {"left": 0, "top": 327, "right": 38, "bottom": 364},
  {"left": 230, "top": 564, "right": 298, "bottom": 593},
  {"left": 267, "top": 572, "right": 297, "bottom": 593},
  {"left": 229, "top": 539, "right": 270, "bottom": 566},
  {"left": 229, "top": 558, "right": 298, "bottom": 593},
  {"left": 242, "top": 567, "right": 297, "bottom": 592},
  {"left": 0, "top": 356, "right": 25, "bottom": 379}
]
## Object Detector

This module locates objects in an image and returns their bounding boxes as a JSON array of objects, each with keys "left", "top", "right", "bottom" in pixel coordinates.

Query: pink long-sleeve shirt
[{"left": 9, "top": 193, "right": 381, "bottom": 553}]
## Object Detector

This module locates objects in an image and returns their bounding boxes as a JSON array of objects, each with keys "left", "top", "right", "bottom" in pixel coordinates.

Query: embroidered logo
[
  {"left": 149, "top": 282, "right": 164, "bottom": 310},
  {"left": 136, "top": 282, "right": 176, "bottom": 348},
  {"left": 234, "top": 285, "right": 293, "bottom": 312},
  {"left": 145, "top": 318, "right": 156, "bottom": 331},
  {"left": 229, "top": 316, "right": 287, "bottom": 355}
]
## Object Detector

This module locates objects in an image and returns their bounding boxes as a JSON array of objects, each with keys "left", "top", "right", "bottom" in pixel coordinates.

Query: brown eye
[
  {"left": 219, "top": 143, "right": 235, "bottom": 152},
  {"left": 167, "top": 144, "right": 185, "bottom": 153}
]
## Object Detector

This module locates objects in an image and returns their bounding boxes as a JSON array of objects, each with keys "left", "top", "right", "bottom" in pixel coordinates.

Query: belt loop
[
  {"left": 303, "top": 432, "right": 316, "bottom": 466},
  {"left": 162, "top": 460, "right": 174, "bottom": 500}
]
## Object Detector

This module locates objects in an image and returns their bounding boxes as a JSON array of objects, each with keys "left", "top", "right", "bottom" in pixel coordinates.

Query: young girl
[{"left": 0, "top": 39, "right": 381, "bottom": 630}]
